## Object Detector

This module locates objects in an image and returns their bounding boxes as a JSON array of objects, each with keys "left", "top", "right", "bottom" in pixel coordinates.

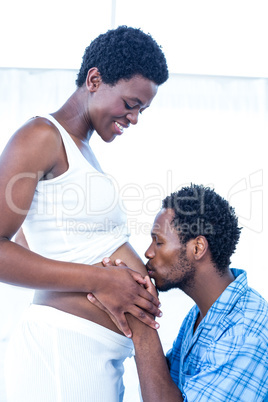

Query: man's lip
[{"left": 146, "top": 263, "right": 154, "bottom": 276}]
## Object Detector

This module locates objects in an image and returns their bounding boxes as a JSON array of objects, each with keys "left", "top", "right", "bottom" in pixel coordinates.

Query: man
[{"left": 96, "top": 184, "right": 268, "bottom": 401}]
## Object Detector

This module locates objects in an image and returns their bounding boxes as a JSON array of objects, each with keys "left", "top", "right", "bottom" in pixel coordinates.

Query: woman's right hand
[{"left": 87, "top": 258, "right": 162, "bottom": 338}]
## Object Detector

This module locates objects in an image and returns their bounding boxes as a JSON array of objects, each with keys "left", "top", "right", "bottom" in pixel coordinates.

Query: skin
[
  {"left": 145, "top": 209, "right": 234, "bottom": 320},
  {"left": 145, "top": 210, "right": 196, "bottom": 293},
  {"left": 91, "top": 208, "right": 235, "bottom": 401},
  {"left": 0, "top": 70, "right": 161, "bottom": 338}
]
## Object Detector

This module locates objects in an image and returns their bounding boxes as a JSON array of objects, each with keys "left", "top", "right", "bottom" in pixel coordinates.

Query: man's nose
[
  {"left": 145, "top": 243, "right": 154, "bottom": 259},
  {"left": 127, "top": 110, "right": 139, "bottom": 125}
]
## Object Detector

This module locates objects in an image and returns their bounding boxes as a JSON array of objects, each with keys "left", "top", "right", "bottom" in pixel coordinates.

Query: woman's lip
[{"left": 114, "top": 121, "right": 124, "bottom": 134}]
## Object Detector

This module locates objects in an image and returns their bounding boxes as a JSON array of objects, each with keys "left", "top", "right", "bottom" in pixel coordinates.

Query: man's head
[
  {"left": 76, "top": 25, "right": 169, "bottom": 87},
  {"left": 145, "top": 184, "right": 241, "bottom": 292}
]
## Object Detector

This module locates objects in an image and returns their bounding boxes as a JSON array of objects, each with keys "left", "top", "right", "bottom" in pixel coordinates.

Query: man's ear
[
  {"left": 86, "top": 67, "right": 102, "bottom": 92},
  {"left": 192, "top": 236, "right": 209, "bottom": 260}
]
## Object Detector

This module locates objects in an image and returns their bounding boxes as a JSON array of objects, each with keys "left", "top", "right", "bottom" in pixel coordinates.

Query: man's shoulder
[
  {"left": 237, "top": 286, "right": 267, "bottom": 322},
  {"left": 220, "top": 286, "right": 268, "bottom": 342}
]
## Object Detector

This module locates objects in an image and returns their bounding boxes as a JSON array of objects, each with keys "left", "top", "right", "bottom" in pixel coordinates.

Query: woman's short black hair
[
  {"left": 162, "top": 184, "right": 242, "bottom": 274},
  {"left": 76, "top": 26, "right": 169, "bottom": 87}
]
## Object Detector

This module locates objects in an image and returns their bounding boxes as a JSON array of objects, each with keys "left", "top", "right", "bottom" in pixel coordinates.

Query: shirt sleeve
[{"left": 183, "top": 335, "right": 268, "bottom": 402}]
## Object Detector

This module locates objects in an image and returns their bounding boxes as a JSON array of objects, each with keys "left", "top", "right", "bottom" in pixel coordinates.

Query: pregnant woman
[{"left": 0, "top": 26, "right": 168, "bottom": 401}]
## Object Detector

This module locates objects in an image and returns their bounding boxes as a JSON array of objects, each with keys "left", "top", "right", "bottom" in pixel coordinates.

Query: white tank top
[{"left": 22, "top": 115, "right": 130, "bottom": 264}]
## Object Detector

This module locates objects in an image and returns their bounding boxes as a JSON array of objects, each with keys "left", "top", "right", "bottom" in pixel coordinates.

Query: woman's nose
[{"left": 127, "top": 110, "right": 139, "bottom": 125}]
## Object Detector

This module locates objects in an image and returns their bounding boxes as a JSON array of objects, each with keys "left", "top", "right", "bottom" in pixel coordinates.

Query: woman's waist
[
  {"left": 32, "top": 290, "right": 125, "bottom": 337},
  {"left": 31, "top": 241, "right": 146, "bottom": 346}
]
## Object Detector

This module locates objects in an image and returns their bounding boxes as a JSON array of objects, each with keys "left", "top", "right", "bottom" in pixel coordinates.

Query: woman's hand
[{"left": 87, "top": 258, "right": 162, "bottom": 338}]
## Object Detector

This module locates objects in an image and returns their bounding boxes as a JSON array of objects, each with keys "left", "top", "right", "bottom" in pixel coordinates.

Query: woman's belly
[{"left": 33, "top": 242, "right": 147, "bottom": 335}]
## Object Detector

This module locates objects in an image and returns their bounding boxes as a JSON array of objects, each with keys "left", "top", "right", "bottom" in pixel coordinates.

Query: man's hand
[
  {"left": 87, "top": 258, "right": 162, "bottom": 338},
  {"left": 143, "top": 274, "right": 159, "bottom": 300}
]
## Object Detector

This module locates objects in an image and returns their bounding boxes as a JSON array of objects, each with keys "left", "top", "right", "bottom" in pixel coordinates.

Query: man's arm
[
  {"left": 128, "top": 313, "right": 183, "bottom": 402},
  {"left": 88, "top": 261, "right": 183, "bottom": 401}
]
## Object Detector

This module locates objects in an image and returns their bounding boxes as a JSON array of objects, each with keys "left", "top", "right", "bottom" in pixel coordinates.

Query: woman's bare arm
[
  {"left": 14, "top": 228, "right": 29, "bottom": 248},
  {"left": 0, "top": 119, "right": 161, "bottom": 336}
]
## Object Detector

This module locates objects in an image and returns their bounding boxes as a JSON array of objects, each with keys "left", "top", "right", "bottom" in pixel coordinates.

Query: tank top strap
[{"left": 43, "top": 114, "right": 80, "bottom": 166}]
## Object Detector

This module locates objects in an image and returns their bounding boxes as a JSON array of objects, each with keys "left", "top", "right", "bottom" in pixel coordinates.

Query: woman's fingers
[
  {"left": 87, "top": 290, "right": 161, "bottom": 336},
  {"left": 135, "top": 282, "right": 161, "bottom": 313},
  {"left": 102, "top": 258, "right": 161, "bottom": 313},
  {"left": 127, "top": 305, "right": 160, "bottom": 330},
  {"left": 102, "top": 257, "right": 147, "bottom": 285},
  {"left": 87, "top": 293, "right": 130, "bottom": 336},
  {"left": 102, "top": 257, "right": 113, "bottom": 266},
  {"left": 96, "top": 258, "right": 162, "bottom": 329},
  {"left": 87, "top": 292, "right": 101, "bottom": 306},
  {"left": 134, "top": 290, "right": 162, "bottom": 318}
]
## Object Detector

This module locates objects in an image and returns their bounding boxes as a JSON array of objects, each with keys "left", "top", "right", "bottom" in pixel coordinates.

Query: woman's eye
[{"left": 124, "top": 101, "right": 133, "bottom": 110}]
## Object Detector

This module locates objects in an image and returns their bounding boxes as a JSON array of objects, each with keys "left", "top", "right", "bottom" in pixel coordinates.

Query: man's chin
[
  {"left": 156, "top": 282, "right": 173, "bottom": 293},
  {"left": 156, "top": 279, "right": 193, "bottom": 293}
]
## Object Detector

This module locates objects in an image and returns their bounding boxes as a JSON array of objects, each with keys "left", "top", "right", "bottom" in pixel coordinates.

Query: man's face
[{"left": 145, "top": 208, "right": 196, "bottom": 292}]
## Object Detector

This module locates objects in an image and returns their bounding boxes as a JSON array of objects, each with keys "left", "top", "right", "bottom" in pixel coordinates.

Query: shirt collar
[{"left": 194, "top": 269, "right": 248, "bottom": 335}]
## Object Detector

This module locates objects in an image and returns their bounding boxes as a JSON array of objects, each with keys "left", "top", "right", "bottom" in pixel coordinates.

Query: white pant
[{"left": 5, "top": 305, "right": 134, "bottom": 402}]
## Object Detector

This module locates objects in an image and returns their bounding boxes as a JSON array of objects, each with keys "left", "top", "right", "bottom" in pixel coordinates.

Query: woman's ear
[
  {"left": 193, "top": 236, "right": 209, "bottom": 260},
  {"left": 86, "top": 67, "right": 102, "bottom": 92}
]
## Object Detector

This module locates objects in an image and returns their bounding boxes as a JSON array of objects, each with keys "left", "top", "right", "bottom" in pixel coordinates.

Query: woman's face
[{"left": 89, "top": 75, "right": 158, "bottom": 142}]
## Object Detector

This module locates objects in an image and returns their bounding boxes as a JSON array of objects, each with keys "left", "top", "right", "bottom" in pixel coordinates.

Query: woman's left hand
[{"left": 87, "top": 258, "right": 160, "bottom": 337}]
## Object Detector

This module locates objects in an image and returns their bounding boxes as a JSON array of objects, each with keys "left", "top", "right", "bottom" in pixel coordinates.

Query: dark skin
[
  {"left": 89, "top": 208, "right": 235, "bottom": 401},
  {"left": 0, "top": 69, "right": 162, "bottom": 338}
]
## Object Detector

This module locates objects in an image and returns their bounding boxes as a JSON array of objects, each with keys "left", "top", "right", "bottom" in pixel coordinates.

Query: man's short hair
[
  {"left": 162, "top": 184, "right": 241, "bottom": 273},
  {"left": 76, "top": 25, "right": 169, "bottom": 87}
]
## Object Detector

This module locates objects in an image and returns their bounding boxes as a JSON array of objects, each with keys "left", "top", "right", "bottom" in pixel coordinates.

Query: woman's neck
[{"left": 52, "top": 88, "right": 94, "bottom": 141}]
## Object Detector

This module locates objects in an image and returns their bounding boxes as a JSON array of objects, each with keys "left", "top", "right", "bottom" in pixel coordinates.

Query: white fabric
[
  {"left": 1, "top": 69, "right": 267, "bottom": 402},
  {"left": 2, "top": 112, "right": 132, "bottom": 401},
  {"left": 22, "top": 114, "right": 130, "bottom": 265},
  {"left": 5, "top": 305, "right": 134, "bottom": 402}
]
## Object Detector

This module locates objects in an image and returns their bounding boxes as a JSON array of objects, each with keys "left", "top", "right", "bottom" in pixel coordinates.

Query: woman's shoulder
[
  {"left": 15, "top": 116, "right": 62, "bottom": 145},
  {"left": 8, "top": 116, "right": 63, "bottom": 158},
  {"left": 1, "top": 116, "right": 64, "bottom": 175}
]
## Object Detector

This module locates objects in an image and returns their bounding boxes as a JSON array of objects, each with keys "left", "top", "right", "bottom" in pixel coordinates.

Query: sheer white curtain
[{"left": 0, "top": 68, "right": 267, "bottom": 401}]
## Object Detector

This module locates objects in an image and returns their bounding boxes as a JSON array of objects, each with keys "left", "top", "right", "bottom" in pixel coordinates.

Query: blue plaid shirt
[{"left": 166, "top": 269, "right": 268, "bottom": 401}]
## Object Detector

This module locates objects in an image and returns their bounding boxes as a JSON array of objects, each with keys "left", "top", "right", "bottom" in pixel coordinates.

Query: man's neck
[{"left": 186, "top": 267, "right": 235, "bottom": 327}]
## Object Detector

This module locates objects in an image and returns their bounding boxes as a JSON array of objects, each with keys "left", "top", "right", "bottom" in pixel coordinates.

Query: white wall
[
  {"left": 0, "top": 1, "right": 268, "bottom": 400},
  {"left": 1, "top": 67, "right": 267, "bottom": 304},
  {"left": 1, "top": 70, "right": 267, "bottom": 298},
  {"left": 115, "top": 0, "right": 268, "bottom": 78},
  {"left": 1, "top": 0, "right": 268, "bottom": 77},
  {"left": 1, "top": 68, "right": 267, "bottom": 401},
  {"left": 90, "top": 72, "right": 268, "bottom": 298}
]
